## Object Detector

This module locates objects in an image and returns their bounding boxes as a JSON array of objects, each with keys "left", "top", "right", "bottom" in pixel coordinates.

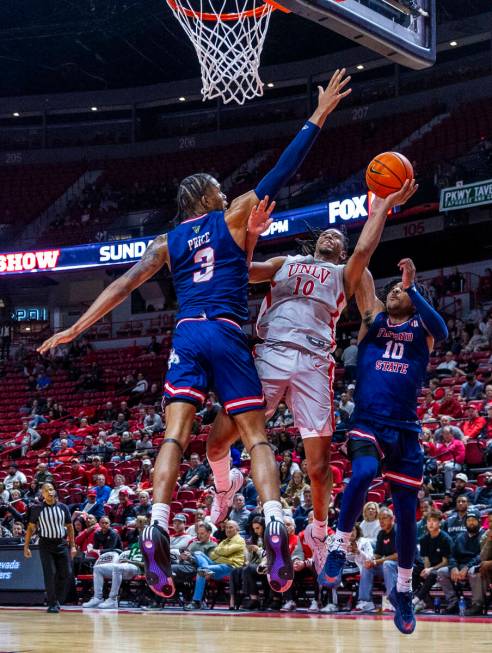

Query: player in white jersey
[{"left": 207, "top": 179, "right": 417, "bottom": 574}]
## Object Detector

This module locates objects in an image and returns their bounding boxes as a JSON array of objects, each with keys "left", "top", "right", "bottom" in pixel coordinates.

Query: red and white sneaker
[
  {"left": 210, "top": 467, "right": 244, "bottom": 524},
  {"left": 303, "top": 523, "right": 329, "bottom": 575}
]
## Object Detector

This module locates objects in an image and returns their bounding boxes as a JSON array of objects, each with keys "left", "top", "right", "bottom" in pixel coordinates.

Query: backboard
[{"left": 276, "top": 0, "right": 436, "bottom": 69}]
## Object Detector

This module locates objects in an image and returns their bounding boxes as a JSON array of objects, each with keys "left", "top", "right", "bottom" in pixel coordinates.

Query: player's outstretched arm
[
  {"left": 225, "top": 69, "right": 352, "bottom": 242},
  {"left": 37, "top": 236, "right": 169, "bottom": 354},
  {"left": 343, "top": 179, "right": 418, "bottom": 298},
  {"left": 399, "top": 258, "right": 448, "bottom": 343},
  {"left": 355, "top": 268, "right": 385, "bottom": 341}
]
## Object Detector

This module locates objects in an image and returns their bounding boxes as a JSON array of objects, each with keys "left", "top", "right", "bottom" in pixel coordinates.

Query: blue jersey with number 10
[
  {"left": 167, "top": 210, "right": 249, "bottom": 324},
  {"left": 352, "top": 312, "right": 430, "bottom": 431}
]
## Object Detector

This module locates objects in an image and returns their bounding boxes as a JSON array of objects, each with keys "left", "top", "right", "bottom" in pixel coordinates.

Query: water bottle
[
  {"left": 458, "top": 596, "right": 466, "bottom": 617},
  {"left": 433, "top": 596, "right": 441, "bottom": 614}
]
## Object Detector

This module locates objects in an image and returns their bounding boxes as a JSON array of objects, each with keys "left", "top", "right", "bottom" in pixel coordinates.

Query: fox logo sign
[{"left": 328, "top": 194, "right": 368, "bottom": 224}]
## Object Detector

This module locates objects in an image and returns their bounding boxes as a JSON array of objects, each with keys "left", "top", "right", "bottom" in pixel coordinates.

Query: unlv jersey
[
  {"left": 256, "top": 255, "right": 346, "bottom": 354},
  {"left": 353, "top": 312, "right": 430, "bottom": 431}
]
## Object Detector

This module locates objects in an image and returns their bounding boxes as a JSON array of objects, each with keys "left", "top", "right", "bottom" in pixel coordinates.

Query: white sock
[
  {"left": 397, "top": 566, "right": 413, "bottom": 593},
  {"left": 263, "top": 500, "right": 284, "bottom": 524},
  {"left": 151, "top": 503, "right": 170, "bottom": 531},
  {"left": 330, "top": 529, "right": 351, "bottom": 553},
  {"left": 312, "top": 518, "right": 328, "bottom": 540},
  {"left": 209, "top": 454, "right": 232, "bottom": 492}
]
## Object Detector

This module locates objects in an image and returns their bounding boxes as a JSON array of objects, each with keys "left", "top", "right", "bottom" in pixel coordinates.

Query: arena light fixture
[
  {"left": 178, "top": 96, "right": 186, "bottom": 102},
  {"left": 356, "top": 64, "right": 364, "bottom": 70},
  {"left": 90, "top": 106, "right": 98, "bottom": 111},
  {"left": 267, "top": 82, "right": 274, "bottom": 88},
  {"left": 449, "top": 41, "right": 458, "bottom": 47},
  {"left": 12, "top": 112, "right": 20, "bottom": 117}
]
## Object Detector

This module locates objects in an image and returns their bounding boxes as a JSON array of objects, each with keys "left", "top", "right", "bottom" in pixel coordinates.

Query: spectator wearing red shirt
[
  {"left": 75, "top": 514, "right": 101, "bottom": 553},
  {"left": 462, "top": 406, "right": 487, "bottom": 440},
  {"left": 9, "top": 489, "right": 27, "bottom": 514},
  {"left": 69, "top": 459, "right": 87, "bottom": 484},
  {"left": 433, "top": 388, "right": 463, "bottom": 419},
  {"left": 108, "top": 490, "right": 137, "bottom": 526},
  {"left": 73, "top": 417, "right": 94, "bottom": 438},
  {"left": 56, "top": 439, "right": 78, "bottom": 463},
  {"left": 417, "top": 390, "right": 437, "bottom": 422},
  {"left": 85, "top": 456, "right": 113, "bottom": 487},
  {"left": 435, "top": 428, "right": 466, "bottom": 490}
]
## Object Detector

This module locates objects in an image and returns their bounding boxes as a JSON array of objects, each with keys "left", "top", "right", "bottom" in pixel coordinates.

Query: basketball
[{"left": 365, "top": 151, "right": 414, "bottom": 198}]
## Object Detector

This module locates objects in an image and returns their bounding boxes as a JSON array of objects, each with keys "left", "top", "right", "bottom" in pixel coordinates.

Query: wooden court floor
[{"left": 0, "top": 608, "right": 491, "bottom": 653}]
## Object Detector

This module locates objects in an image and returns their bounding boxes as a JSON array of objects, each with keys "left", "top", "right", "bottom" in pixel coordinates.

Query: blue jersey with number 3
[
  {"left": 167, "top": 211, "right": 249, "bottom": 323},
  {"left": 352, "top": 312, "right": 430, "bottom": 431}
]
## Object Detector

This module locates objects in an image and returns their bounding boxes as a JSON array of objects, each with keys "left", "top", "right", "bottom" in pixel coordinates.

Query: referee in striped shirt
[{"left": 24, "top": 483, "right": 76, "bottom": 613}]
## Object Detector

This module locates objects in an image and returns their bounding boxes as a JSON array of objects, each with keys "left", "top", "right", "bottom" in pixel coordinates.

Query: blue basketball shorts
[
  {"left": 348, "top": 419, "right": 423, "bottom": 490},
  {"left": 163, "top": 317, "right": 265, "bottom": 415}
]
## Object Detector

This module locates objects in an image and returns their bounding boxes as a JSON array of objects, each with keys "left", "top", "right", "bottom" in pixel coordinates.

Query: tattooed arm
[
  {"left": 355, "top": 268, "right": 385, "bottom": 343},
  {"left": 37, "top": 235, "right": 169, "bottom": 354}
]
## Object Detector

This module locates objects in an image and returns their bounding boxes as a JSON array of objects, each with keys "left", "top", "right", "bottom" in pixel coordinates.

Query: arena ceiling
[{"left": 0, "top": 0, "right": 489, "bottom": 98}]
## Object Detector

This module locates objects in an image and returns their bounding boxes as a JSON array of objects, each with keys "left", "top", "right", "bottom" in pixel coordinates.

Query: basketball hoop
[{"left": 166, "top": 0, "right": 289, "bottom": 105}]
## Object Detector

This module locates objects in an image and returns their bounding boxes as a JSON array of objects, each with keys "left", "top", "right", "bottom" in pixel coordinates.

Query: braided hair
[
  {"left": 295, "top": 222, "right": 349, "bottom": 258},
  {"left": 176, "top": 173, "right": 215, "bottom": 221}
]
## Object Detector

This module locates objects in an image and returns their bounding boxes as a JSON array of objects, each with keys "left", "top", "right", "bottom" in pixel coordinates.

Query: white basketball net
[{"left": 166, "top": 0, "right": 275, "bottom": 105}]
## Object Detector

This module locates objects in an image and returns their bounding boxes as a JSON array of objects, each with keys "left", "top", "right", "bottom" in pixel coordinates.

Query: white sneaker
[
  {"left": 320, "top": 603, "right": 338, "bottom": 613},
  {"left": 381, "top": 596, "right": 395, "bottom": 612},
  {"left": 414, "top": 599, "right": 426, "bottom": 613},
  {"left": 303, "top": 523, "right": 329, "bottom": 575},
  {"left": 99, "top": 598, "right": 118, "bottom": 609},
  {"left": 354, "top": 600, "right": 375, "bottom": 612},
  {"left": 82, "top": 597, "right": 104, "bottom": 608},
  {"left": 280, "top": 600, "right": 297, "bottom": 612},
  {"left": 210, "top": 468, "right": 244, "bottom": 524},
  {"left": 308, "top": 599, "right": 319, "bottom": 613}
]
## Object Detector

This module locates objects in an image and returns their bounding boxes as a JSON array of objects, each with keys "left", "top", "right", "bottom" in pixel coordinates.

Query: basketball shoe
[
  {"left": 303, "top": 523, "right": 329, "bottom": 575},
  {"left": 388, "top": 588, "right": 416, "bottom": 635},
  {"left": 210, "top": 467, "right": 243, "bottom": 524},
  {"left": 264, "top": 517, "right": 294, "bottom": 593},
  {"left": 140, "top": 522, "right": 175, "bottom": 598},
  {"left": 318, "top": 549, "right": 346, "bottom": 588}
]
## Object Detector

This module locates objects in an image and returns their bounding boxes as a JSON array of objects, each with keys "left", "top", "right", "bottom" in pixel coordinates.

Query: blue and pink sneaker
[
  {"left": 388, "top": 587, "right": 416, "bottom": 635},
  {"left": 140, "top": 522, "right": 175, "bottom": 598},
  {"left": 319, "top": 549, "right": 346, "bottom": 588}
]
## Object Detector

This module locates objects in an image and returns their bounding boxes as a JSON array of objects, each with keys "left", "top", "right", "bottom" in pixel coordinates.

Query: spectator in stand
[
  {"left": 185, "top": 520, "right": 245, "bottom": 611},
  {"left": 145, "top": 335, "right": 162, "bottom": 357},
  {"left": 482, "top": 384, "right": 492, "bottom": 410},
  {"left": 91, "top": 474, "right": 112, "bottom": 505},
  {"left": 341, "top": 338, "right": 358, "bottom": 382},
  {"left": 435, "top": 427, "right": 466, "bottom": 490},
  {"left": 474, "top": 471, "right": 492, "bottom": 510},
  {"left": 55, "top": 439, "right": 78, "bottom": 463},
  {"left": 437, "top": 507, "right": 485, "bottom": 614},
  {"left": 98, "top": 401, "right": 117, "bottom": 423},
  {"left": 241, "top": 469, "right": 258, "bottom": 509},
  {"left": 106, "top": 475, "right": 132, "bottom": 506},
  {"left": 416, "top": 498, "right": 435, "bottom": 540},
  {"left": 119, "top": 401, "right": 131, "bottom": 420},
  {"left": 198, "top": 398, "right": 220, "bottom": 426},
  {"left": 5, "top": 418, "right": 41, "bottom": 458},
  {"left": 435, "top": 351, "right": 463, "bottom": 377},
  {"left": 75, "top": 489, "right": 105, "bottom": 520},
  {"left": 284, "top": 470, "right": 310, "bottom": 504},
  {"left": 170, "top": 514, "right": 194, "bottom": 558},
  {"left": 268, "top": 401, "right": 294, "bottom": 428},
  {"left": 135, "top": 459, "right": 153, "bottom": 492},
  {"left": 80, "top": 435, "right": 97, "bottom": 461},
  {"left": 450, "top": 473, "right": 475, "bottom": 507},
  {"left": 229, "top": 494, "right": 250, "bottom": 536},
  {"left": 359, "top": 502, "right": 381, "bottom": 548},
  {"left": 467, "top": 521, "right": 492, "bottom": 616},
  {"left": 109, "top": 490, "right": 137, "bottom": 526},
  {"left": 69, "top": 459, "right": 86, "bottom": 484},
  {"left": 186, "top": 508, "right": 216, "bottom": 539},
  {"left": 10, "top": 490, "right": 27, "bottom": 515},
  {"left": 464, "top": 328, "right": 489, "bottom": 353},
  {"left": 0, "top": 482, "right": 9, "bottom": 503},
  {"left": 135, "top": 432, "right": 153, "bottom": 456},
  {"left": 24, "top": 481, "right": 40, "bottom": 505},
  {"left": 413, "top": 510, "right": 452, "bottom": 612},
  {"left": 129, "top": 372, "right": 149, "bottom": 403},
  {"left": 93, "top": 516, "right": 122, "bottom": 554},
  {"left": 356, "top": 508, "right": 398, "bottom": 612},
  {"left": 118, "top": 431, "right": 137, "bottom": 460},
  {"left": 142, "top": 406, "right": 163, "bottom": 435},
  {"left": 433, "top": 389, "right": 463, "bottom": 419},
  {"left": 141, "top": 382, "right": 161, "bottom": 407},
  {"left": 458, "top": 351, "right": 480, "bottom": 376},
  {"left": 93, "top": 431, "right": 114, "bottom": 462},
  {"left": 434, "top": 416, "right": 465, "bottom": 442},
  {"left": 339, "top": 392, "right": 355, "bottom": 417},
  {"left": 443, "top": 495, "right": 470, "bottom": 541},
  {"left": 135, "top": 491, "right": 152, "bottom": 519},
  {"left": 34, "top": 463, "right": 53, "bottom": 489},
  {"left": 462, "top": 405, "right": 486, "bottom": 440},
  {"left": 461, "top": 374, "right": 484, "bottom": 401},
  {"left": 73, "top": 417, "right": 93, "bottom": 439},
  {"left": 4, "top": 465, "right": 27, "bottom": 491},
  {"left": 111, "top": 413, "right": 129, "bottom": 437},
  {"left": 12, "top": 522, "right": 25, "bottom": 540},
  {"left": 36, "top": 371, "right": 52, "bottom": 391},
  {"left": 276, "top": 431, "right": 294, "bottom": 454},
  {"left": 292, "top": 486, "right": 313, "bottom": 533},
  {"left": 86, "top": 456, "right": 112, "bottom": 486},
  {"left": 179, "top": 453, "right": 208, "bottom": 489},
  {"left": 416, "top": 389, "right": 436, "bottom": 422}
]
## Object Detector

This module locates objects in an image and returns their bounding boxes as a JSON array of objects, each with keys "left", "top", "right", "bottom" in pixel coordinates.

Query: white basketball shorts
[{"left": 254, "top": 342, "right": 335, "bottom": 439}]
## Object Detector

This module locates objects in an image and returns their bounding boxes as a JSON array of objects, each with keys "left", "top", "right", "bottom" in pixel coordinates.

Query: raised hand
[
  {"left": 398, "top": 258, "right": 416, "bottom": 289},
  {"left": 247, "top": 196, "right": 276, "bottom": 237},
  {"left": 37, "top": 328, "right": 76, "bottom": 356},
  {"left": 316, "top": 68, "right": 352, "bottom": 116},
  {"left": 370, "top": 178, "right": 418, "bottom": 215}
]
